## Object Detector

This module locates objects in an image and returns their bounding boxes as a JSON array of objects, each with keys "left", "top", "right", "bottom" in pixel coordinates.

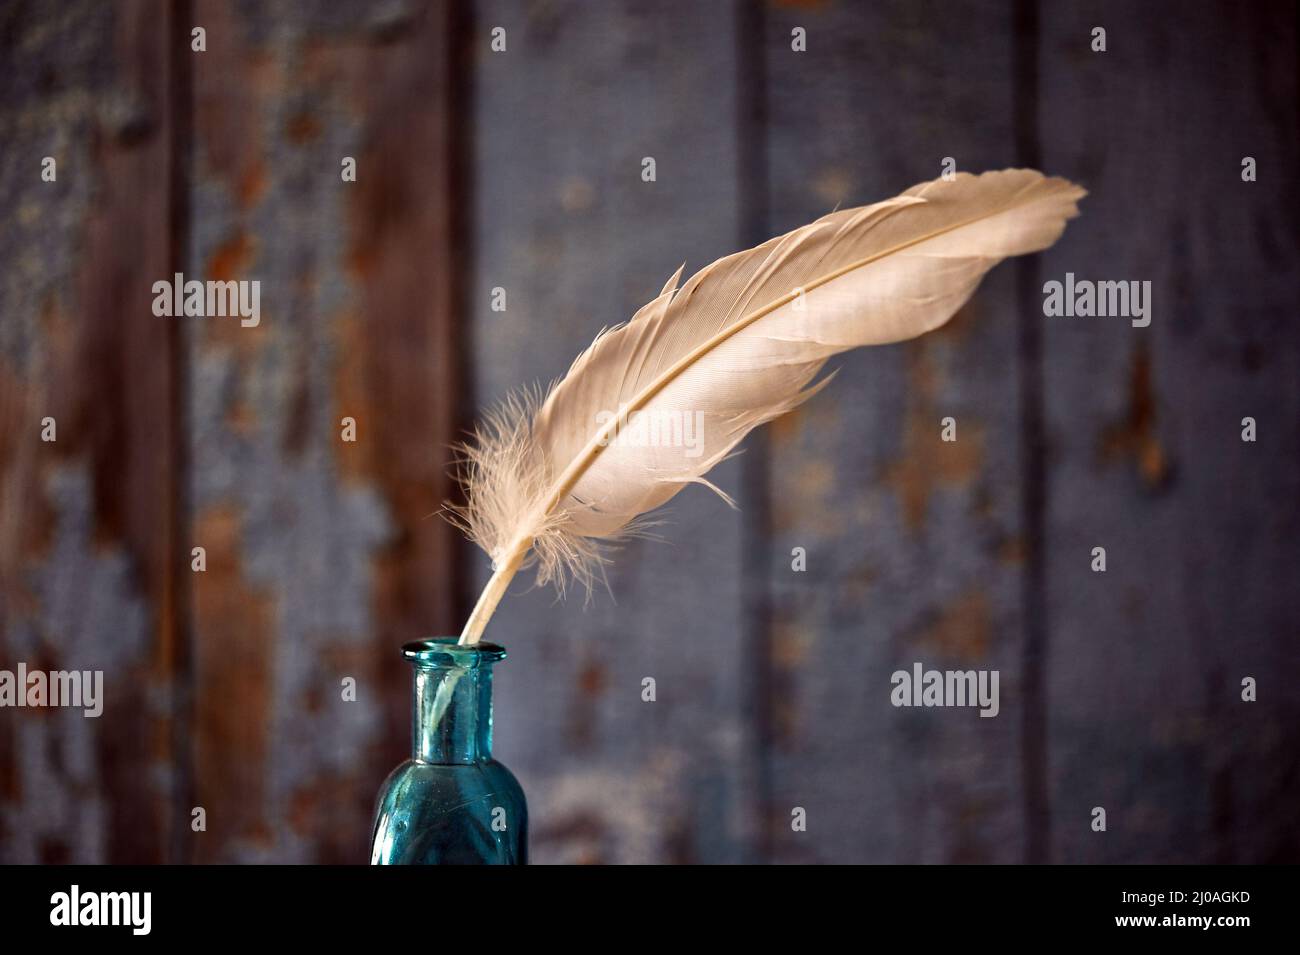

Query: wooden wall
[{"left": 1, "top": 0, "right": 1296, "bottom": 864}]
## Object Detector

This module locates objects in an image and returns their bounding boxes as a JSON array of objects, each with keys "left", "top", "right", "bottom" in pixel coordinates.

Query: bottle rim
[{"left": 402, "top": 636, "right": 506, "bottom": 668}]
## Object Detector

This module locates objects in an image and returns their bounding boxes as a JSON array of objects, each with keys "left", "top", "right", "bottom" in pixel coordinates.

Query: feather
[{"left": 452, "top": 168, "right": 1084, "bottom": 644}]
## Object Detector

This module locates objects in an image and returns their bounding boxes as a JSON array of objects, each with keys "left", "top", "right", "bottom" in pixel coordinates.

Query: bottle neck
[{"left": 412, "top": 664, "right": 495, "bottom": 764}]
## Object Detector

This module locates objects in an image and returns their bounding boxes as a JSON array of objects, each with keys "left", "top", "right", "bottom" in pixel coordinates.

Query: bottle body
[
  {"left": 370, "top": 638, "right": 527, "bottom": 865},
  {"left": 370, "top": 758, "right": 527, "bottom": 864}
]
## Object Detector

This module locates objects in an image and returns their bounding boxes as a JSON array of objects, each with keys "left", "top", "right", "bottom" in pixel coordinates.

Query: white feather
[{"left": 452, "top": 169, "right": 1085, "bottom": 643}]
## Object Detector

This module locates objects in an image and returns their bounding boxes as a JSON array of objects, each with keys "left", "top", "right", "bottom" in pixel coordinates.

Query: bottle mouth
[{"left": 402, "top": 637, "right": 506, "bottom": 669}]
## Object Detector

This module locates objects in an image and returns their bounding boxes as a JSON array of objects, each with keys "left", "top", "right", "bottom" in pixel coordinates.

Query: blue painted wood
[
  {"left": 1036, "top": 0, "right": 1300, "bottom": 863},
  {"left": 760, "top": 0, "right": 1032, "bottom": 863},
  {"left": 471, "top": 0, "right": 758, "bottom": 863}
]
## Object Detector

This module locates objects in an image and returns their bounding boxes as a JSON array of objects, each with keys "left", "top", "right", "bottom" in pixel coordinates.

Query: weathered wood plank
[
  {"left": 338, "top": 0, "right": 468, "bottom": 859},
  {"left": 1036, "top": 0, "right": 1300, "bottom": 862},
  {"left": 0, "top": 0, "right": 181, "bottom": 863},
  {"left": 471, "top": 0, "right": 756, "bottom": 863},
  {"left": 761, "top": 0, "right": 1031, "bottom": 863},
  {"left": 186, "top": 0, "right": 460, "bottom": 862}
]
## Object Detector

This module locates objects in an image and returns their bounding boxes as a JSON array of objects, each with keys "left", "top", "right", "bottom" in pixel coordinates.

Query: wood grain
[
  {"left": 184, "top": 0, "right": 462, "bottom": 862},
  {"left": 471, "top": 0, "right": 757, "bottom": 864},
  {"left": 0, "top": 0, "right": 181, "bottom": 863},
  {"left": 1036, "top": 0, "right": 1300, "bottom": 863},
  {"left": 761, "top": 0, "right": 1033, "bottom": 863}
]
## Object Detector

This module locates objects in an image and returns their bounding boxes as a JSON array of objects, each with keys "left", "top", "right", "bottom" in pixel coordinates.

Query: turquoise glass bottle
[{"left": 370, "top": 638, "right": 527, "bottom": 864}]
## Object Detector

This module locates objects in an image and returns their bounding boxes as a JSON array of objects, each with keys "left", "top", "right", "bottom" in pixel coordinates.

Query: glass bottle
[{"left": 370, "top": 638, "right": 527, "bottom": 864}]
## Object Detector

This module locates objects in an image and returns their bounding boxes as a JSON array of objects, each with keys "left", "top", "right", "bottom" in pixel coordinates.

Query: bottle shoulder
[{"left": 376, "top": 758, "right": 525, "bottom": 806}]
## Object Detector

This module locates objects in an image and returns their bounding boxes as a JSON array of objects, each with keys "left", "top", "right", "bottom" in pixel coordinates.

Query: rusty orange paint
[
  {"left": 285, "top": 111, "right": 323, "bottom": 145},
  {"left": 194, "top": 0, "right": 267, "bottom": 209},
  {"left": 202, "top": 232, "right": 266, "bottom": 354},
  {"left": 191, "top": 504, "right": 274, "bottom": 861},
  {"left": 913, "top": 589, "right": 992, "bottom": 663},
  {"left": 772, "top": 615, "right": 814, "bottom": 669},
  {"left": 766, "top": 400, "right": 806, "bottom": 449},
  {"left": 1100, "top": 343, "right": 1169, "bottom": 489},
  {"left": 331, "top": 310, "right": 370, "bottom": 483},
  {"left": 237, "top": 160, "right": 268, "bottom": 209},
  {"left": 0, "top": 362, "right": 57, "bottom": 606},
  {"left": 998, "top": 534, "right": 1027, "bottom": 565},
  {"left": 567, "top": 656, "right": 609, "bottom": 750},
  {"left": 774, "top": 456, "right": 844, "bottom": 537},
  {"left": 771, "top": 611, "right": 813, "bottom": 743},
  {"left": 883, "top": 341, "right": 984, "bottom": 531},
  {"left": 576, "top": 659, "right": 608, "bottom": 698},
  {"left": 769, "top": 399, "right": 849, "bottom": 537},
  {"left": 208, "top": 232, "right": 254, "bottom": 283}
]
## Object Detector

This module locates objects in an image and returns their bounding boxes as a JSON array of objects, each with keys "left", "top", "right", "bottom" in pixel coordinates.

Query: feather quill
[{"left": 452, "top": 169, "right": 1084, "bottom": 644}]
